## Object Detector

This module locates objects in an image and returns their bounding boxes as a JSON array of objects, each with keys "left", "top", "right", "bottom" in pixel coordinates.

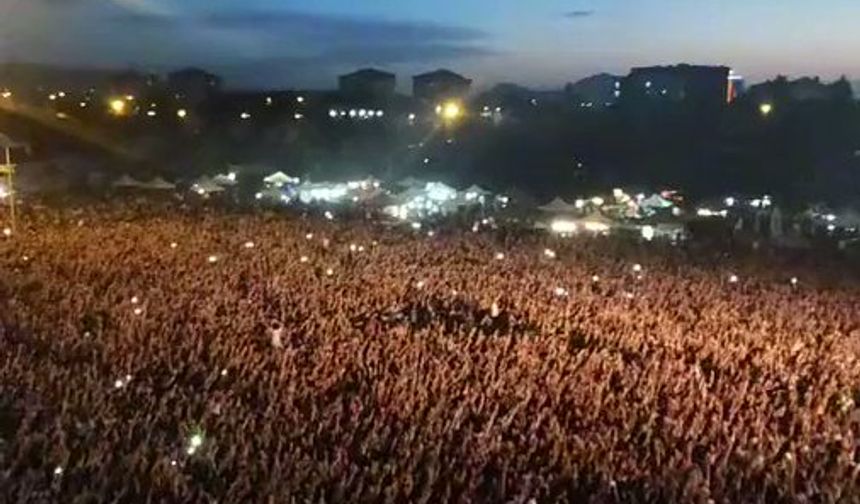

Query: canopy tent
[
  {"left": 463, "top": 184, "right": 492, "bottom": 196},
  {"left": 212, "top": 172, "right": 238, "bottom": 186},
  {"left": 539, "top": 197, "right": 579, "bottom": 214},
  {"left": 640, "top": 194, "right": 675, "bottom": 210},
  {"left": 191, "top": 176, "right": 225, "bottom": 194},
  {"left": 112, "top": 174, "right": 146, "bottom": 189},
  {"left": 142, "top": 176, "right": 176, "bottom": 191},
  {"left": 263, "top": 171, "right": 300, "bottom": 187},
  {"left": 578, "top": 211, "right": 615, "bottom": 226},
  {"left": 396, "top": 176, "right": 426, "bottom": 189}
]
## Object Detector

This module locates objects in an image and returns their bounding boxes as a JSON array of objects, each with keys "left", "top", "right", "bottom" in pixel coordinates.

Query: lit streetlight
[
  {"left": 109, "top": 98, "right": 127, "bottom": 116},
  {"left": 759, "top": 103, "right": 773, "bottom": 116}
]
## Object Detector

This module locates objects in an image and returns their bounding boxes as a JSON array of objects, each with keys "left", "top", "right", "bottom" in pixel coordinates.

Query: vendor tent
[
  {"left": 112, "top": 174, "right": 146, "bottom": 189},
  {"left": 263, "top": 171, "right": 300, "bottom": 186},
  {"left": 192, "top": 176, "right": 225, "bottom": 194},
  {"left": 539, "top": 197, "right": 578, "bottom": 214},
  {"left": 142, "top": 176, "right": 176, "bottom": 190}
]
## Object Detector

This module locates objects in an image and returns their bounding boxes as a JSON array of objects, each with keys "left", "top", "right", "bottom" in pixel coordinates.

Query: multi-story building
[
  {"left": 622, "top": 65, "right": 730, "bottom": 107},
  {"left": 338, "top": 69, "right": 396, "bottom": 101},
  {"left": 413, "top": 69, "right": 472, "bottom": 103}
]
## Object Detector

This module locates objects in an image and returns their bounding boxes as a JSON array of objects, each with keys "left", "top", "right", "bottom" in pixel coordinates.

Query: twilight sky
[{"left": 1, "top": 0, "right": 858, "bottom": 90}]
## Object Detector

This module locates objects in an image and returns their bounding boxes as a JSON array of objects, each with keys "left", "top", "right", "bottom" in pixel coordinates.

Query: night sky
[{"left": 2, "top": 0, "right": 858, "bottom": 90}]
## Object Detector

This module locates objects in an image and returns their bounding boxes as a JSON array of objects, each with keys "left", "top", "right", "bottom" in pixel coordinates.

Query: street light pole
[{"left": 0, "top": 134, "right": 24, "bottom": 233}]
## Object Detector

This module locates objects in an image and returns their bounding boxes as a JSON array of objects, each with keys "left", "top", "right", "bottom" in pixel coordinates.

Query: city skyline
[{"left": 1, "top": 0, "right": 859, "bottom": 91}]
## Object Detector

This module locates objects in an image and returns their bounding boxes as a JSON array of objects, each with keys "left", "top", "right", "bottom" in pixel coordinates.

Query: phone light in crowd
[
  {"left": 208, "top": 255, "right": 218, "bottom": 263},
  {"left": 186, "top": 432, "right": 204, "bottom": 455},
  {"left": 725, "top": 197, "right": 736, "bottom": 207},
  {"left": 305, "top": 233, "right": 313, "bottom": 240},
  {"left": 791, "top": 277, "right": 799, "bottom": 286},
  {"left": 133, "top": 307, "right": 143, "bottom": 316},
  {"left": 411, "top": 222, "right": 422, "bottom": 230},
  {"left": 170, "top": 242, "right": 178, "bottom": 249},
  {"left": 325, "top": 268, "right": 334, "bottom": 276},
  {"left": 131, "top": 296, "right": 139, "bottom": 304},
  {"left": 3, "top": 227, "right": 11, "bottom": 237},
  {"left": 759, "top": 103, "right": 773, "bottom": 116},
  {"left": 114, "top": 378, "right": 125, "bottom": 389},
  {"left": 729, "top": 274, "right": 739, "bottom": 283},
  {"left": 296, "top": 96, "right": 305, "bottom": 104},
  {"left": 544, "top": 248, "right": 557, "bottom": 259},
  {"left": 324, "top": 211, "right": 334, "bottom": 220},
  {"left": 240, "top": 112, "right": 251, "bottom": 120},
  {"left": 176, "top": 109, "right": 187, "bottom": 119},
  {"left": 265, "top": 96, "right": 273, "bottom": 106},
  {"left": 53, "top": 466, "right": 63, "bottom": 476},
  {"left": 416, "top": 280, "right": 425, "bottom": 289},
  {"left": 592, "top": 275, "right": 600, "bottom": 283},
  {"left": 0, "top": 90, "right": 11, "bottom": 99},
  {"left": 591, "top": 196, "right": 605, "bottom": 207},
  {"left": 300, "top": 255, "right": 309, "bottom": 263},
  {"left": 427, "top": 230, "right": 435, "bottom": 237},
  {"left": 220, "top": 368, "right": 228, "bottom": 377},
  {"left": 244, "top": 241, "right": 255, "bottom": 249},
  {"left": 633, "top": 264, "right": 643, "bottom": 273},
  {"left": 495, "top": 252, "right": 505, "bottom": 260},
  {"left": 329, "top": 109, "right": 338, "bottom": 118},
  {"left": 349, "top": 243, "right": 358, "bottom": 252},
  {"left": 551, "top": 220, "right": 578, "bottom": 233},
  {"left": 146, "top": 110, "right": 157, "bottom": 117},
  {"left": 554, "top": 287, "right": 568, "bottom": 297},
  {"left": 294, "top": 113, "right": 304, "bottom": 120},
  {"left": 641, "top": 225, "right": 655, "bottom": 241},
  {"left": 48, "top": 93, "right": 57, "bottom": 101}
]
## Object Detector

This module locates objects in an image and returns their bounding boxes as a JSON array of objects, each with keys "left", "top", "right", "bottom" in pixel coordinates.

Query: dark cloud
[
  {"left": 564, "top": 10, "right": 595, "bottom": 18},
  {"left": 199, "top": 10, "right": 486, "bottom": 43}
]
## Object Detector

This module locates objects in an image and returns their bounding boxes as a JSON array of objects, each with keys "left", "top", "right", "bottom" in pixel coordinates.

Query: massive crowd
[{"left": 1, "top": 201, "right": 860, "bottom": 503}]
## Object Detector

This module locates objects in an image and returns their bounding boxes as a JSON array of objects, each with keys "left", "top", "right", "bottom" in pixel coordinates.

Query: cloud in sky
[
  {"left": 563, "top": 10, "right": 595, "bottom": 18},
  {"left": 1, "top": 3, "right": 495, "bottom": 87}
]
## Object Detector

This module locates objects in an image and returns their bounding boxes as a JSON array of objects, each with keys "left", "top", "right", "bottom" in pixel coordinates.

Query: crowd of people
[{"left": 1, "top": 200, "right": 860, "bottom": 503}]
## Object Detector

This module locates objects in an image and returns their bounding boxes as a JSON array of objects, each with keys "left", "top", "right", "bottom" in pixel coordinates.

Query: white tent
[
  {"left": 213, "top": 172, "right": 238, "bottom": 186},
  {"left": 539, "top": 197, "right": 578, "bottom": 214},
  {"left": 640, "top": 194, "right": 674, "bottom": 210},
  {"left": 112, "top": 174, "right": 146, "bottom": 189},
  {"left": 143, "top": 176, "right": 176, "bottom": 191},
  {"left": 191, "top": 176, "right": 225, "bottom": 194},
  {"left": 263, "top": 171, "right": 299, "bottom": 187},
  {"left": 397, "top": 176, "right": 425, "bottom": 189}
]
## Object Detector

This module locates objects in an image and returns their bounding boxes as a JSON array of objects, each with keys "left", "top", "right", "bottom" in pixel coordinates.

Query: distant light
[
  {"left": 729, "top": 274, "right": 739, "bottom": 283},
  {"left": 824, "top": 214, "right": 837, "bottom": 222},
  {"left": 574, "top": 199, "right": 585, "bottom": 209},
  {"left": 551, "top": 220, "right": 578, "bottom": 233},
  {"left": 495, "top": 252, "right": 505, "bottom": 260},
  {"left": 176, "top": 109, "right": 187, "bottom": 119},
  {"left": 244, "top": 241, "right": 255, "bottom": 249},
  {"left": 294, "top": 113, "right": 304, "bottom": 120},
  {"left": 57, "top": 91, "right": 66, "bottom": 98},
  {"left": 208, "top": 255, "right": 218, "bottom": 263},
  {"left": 827, "top": 224, "right": 836, "bottom": 232},
  {"left": 614, "top": 81, "right": 621, "bottom": 89},
  {"left": 110, "top": 99, "right": 126, "bottom": 115},
  {"left": 324, "top": 210, "right": 334, "bottom": 220},
  {"left": 791, "top": 277, "right": 798, "bottom": 286},
  {"left": 358, "top": 109, "right": 367, "bottom": 118},
  {"left": 125, "top": 95, "right": 135, "bottom": 101},
  {"left": 442, "top": 101, "right": 462, "bottom": 120},
  {"left": 759, "top": 103, "right": 773, "bottom": 116},
  {"left": 54, "top": 466, "right": 63, "bottom": 476},
  {"left": 583, "top": 221, "right": 610, "bottom": 233},
  {"left": 55, "top": 112, "right": 68, "bottom": 120},
  {"left": 408, "top": 113, "right": 416, "bottom": 121},
  {"left": 0, "top": 90, "right": 11, "bottom": 99},
  {"left": 265, "top": 96, "right": 273, "bottom": 106},
  {"left": 79, "top": 101, "right": 88, "bottom": 108},
  {"left": 410, "top": 222, "right": 422, "bottom": 230},
  {"left": 147, "top": 110, "right": 157, "bottom": 117},
  {"left": 725, "top": 197, "right": 735, "bottom": 207},
  {"left": 254, "top": 192, "right": 263, "bottom": 200},
  {"left": 645, "top": 81, "right": 652, "bottom": 88},
  {"left": 423, "top": 158, "right": 430, "bottom": 164},
  {"left": 641, "top": 225, "right": 655, "bottom": 241},
  {"left": 376, "top": 110, "right": 384, "bottom": 117},
  {"left": 633, "top": 264, "right": 642, "bottom": 273},
  {"left": 296, "top": 96, "right": 305, "bottom": 103},
  {"left": 591, "top": 196, "right": 605, "bottom": 206},
  {"left": 554, "top": 287, "right": 568, "bottom": 297},
  {"left": 240, "top": 112, "right": 251, "bottom": 120},
  {"left": 2, "top": 227, "right": 10, "bottom": 237},
  {"left": 591, "top": 275, "right": 600, "bottom": 283},
  {"left": 328, "top": 109, "right": 338, "bottom": 118},
  {"left": 349, "top": 109, "right": 357, "bottom": 118},
  {"left": 48, "top": 93, "right": 57, "bottom": 101},
  {"left": 544, "top": 248, "right": 556, "bottom": 259}
]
